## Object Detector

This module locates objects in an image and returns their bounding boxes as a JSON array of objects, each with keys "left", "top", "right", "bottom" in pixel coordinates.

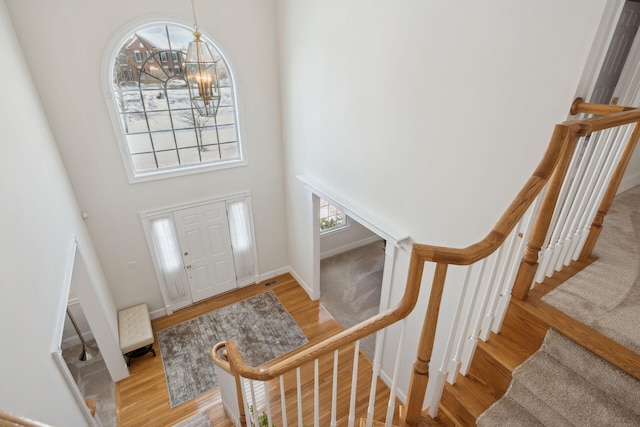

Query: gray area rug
[
  {"left": 62, "top": 340, "right": 116, "bottom": 427},
  {"left": 542, "top": 185, "right": 640, "bottom": 353},
  {"left": 320, "top": 240, "right": 384, "bottom": 359},
  {"left": 477, "top": 329, "right": 640, "bottom": 426},
  {"left": 157, "top": 291, "right": 308, "bottom": 408}
]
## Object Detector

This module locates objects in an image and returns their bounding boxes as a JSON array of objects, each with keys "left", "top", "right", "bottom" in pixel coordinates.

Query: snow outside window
[{"left": 108, "top": 22, "right": 243, "bottom": 182}]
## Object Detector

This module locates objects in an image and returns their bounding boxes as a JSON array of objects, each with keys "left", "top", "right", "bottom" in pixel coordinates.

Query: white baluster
[
  {"left": 314, "top": 359, "right": 319, "bottom": 427},
  {"left": 538, "top": 137, "right": 592, "bottom": 281},
  {"left": 429, "top": 264, "right": 474, "bottom": 416},
  {"left": 330, "top": 350, "right": 339, "bottom": 427},
  {"left": 570, "top": 124, "right": 632, "bottom": 260},
  {"left": 492, "top": 194, "right": 541, "bottom": 332},
  {"left": 445, "top": 264, "right": 476, "bottom": 384},
  {"left": 249, "top": 380, "right": 259, "bottom": 426},
  {"left": 481, "top": 228, "right": 518, "bottom": 339},
  {"left": 260, "top": 380, "right": 270, "bottom": 427},
  {"left": 535, "top": 156, "right": 573, "bottom": 283},
  {"left": 554, "top": 127, "right": 618, "bottom": 271},
  {"left": 296, "top": 367, "right": 303, "bottom": 427},
  {"left": 366, "top": 329, "right": 385, "bottom": 426},
  {"left": 478, "top": 246, "right": 504, "bottom": 342},
  {"left": 385, "top": 320, "right": 407, "bottom": 427},
  {"left": 280, "top": 375, "right": 288, "bottom": 427},
  {"left": 348, "top": 340, "right": 360, "bottom": 427},
  {"left": 238, "top": 377, "right": 253, "bottom": 427},
  {"left": 449, "top": 258, "right": 487, "bottom": 383}
]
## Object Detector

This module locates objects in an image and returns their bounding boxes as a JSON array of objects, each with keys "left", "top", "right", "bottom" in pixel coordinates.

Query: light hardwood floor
[{"left": 116, "top": 274, "right": 451, "bottom": 426}]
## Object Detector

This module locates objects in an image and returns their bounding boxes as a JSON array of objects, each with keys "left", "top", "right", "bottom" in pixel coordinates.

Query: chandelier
[{"left": 185, "top": 0, "right": 221, "bottom": 117}]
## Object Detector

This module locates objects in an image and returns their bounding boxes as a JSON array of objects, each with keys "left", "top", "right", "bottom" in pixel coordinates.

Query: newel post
[
  {"left": 403, "top": 261, "right": 448, "bottom": 426},
  {"left": 211, "top": 343, "right": 247, "bottom": 427},
  {"left": 512, "top": 125, "right": 580, "bottom": 301}
]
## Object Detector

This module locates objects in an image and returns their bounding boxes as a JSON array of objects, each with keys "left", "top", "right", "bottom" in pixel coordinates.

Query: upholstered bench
[{"left": 118, "top": 303, "right": 155, "bottom": 366}]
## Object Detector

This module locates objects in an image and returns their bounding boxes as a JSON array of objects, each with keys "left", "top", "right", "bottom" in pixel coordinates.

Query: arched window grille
[{"left": 109, "top": 22, "right": 242, "bottom": 180}]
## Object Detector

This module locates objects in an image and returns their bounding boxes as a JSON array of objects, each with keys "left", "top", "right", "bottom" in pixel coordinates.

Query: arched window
[{"left": 106, "top": 22, "right": 243, "bottom": 182}]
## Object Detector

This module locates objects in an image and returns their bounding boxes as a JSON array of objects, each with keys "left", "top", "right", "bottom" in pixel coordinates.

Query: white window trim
[
  {"left": 299, "top": 175, "right": 409, "bottom": 247},
  {"left": 320, "top": 218, "right": 350, "bottom": 235},
  {"left": 101, "top": 15, "right": 248, "bottom": 184},
  {"left": 299, "top": 174, "right": 410, "bottom": 315},
  {"left": 319, "top": 206, "right": 350, "bottom": 235}
]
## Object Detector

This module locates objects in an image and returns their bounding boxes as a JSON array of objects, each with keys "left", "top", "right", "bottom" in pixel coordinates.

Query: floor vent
[{"left": 264, "top": 280, "right": 277, "bottom": 287}]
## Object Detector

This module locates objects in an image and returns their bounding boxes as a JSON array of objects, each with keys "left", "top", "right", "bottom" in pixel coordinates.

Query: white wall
[
  {"left": 0, "top": 0, "right": 119, "bottom": 424},
  {"left": 320, "top": 219, "right": 379, "bottom": 259},
  {"left": 4, "top": 0, "right": 288, "bottom": 315},
  {"left": 277, "top": 0, "right": 608, "bottom": 404}
]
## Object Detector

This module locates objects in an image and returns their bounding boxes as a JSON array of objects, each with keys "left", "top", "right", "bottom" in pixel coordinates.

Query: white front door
[{"left": 174, "top": 201, "right": 237, "bottom": 302}]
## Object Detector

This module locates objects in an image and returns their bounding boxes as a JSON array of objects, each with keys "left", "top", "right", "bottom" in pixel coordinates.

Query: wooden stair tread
[
  {"left": 465, "top": 345, "right": 511, "bottom": 400},
  {"left": 500, "top": 303, "right": 548, "bottom": 349},
  {"left": 438, "top": 300, "right": 548, "bottom": 426},
  {"left": 419, "top": 407, "right": 455, "bottom": 427},
  {"left": 440, "top": 373, "right": 496, "bottom": 426},
  {"left": 476, "top": 331, "right": 532, "bottom": 372}
]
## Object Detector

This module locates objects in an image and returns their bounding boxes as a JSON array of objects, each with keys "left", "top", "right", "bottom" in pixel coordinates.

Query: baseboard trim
[
  {"left": 62, "top": 331, "right": 95, "bottom": 349},
  {"left": 288, "top": 267, "right": 318, "bottom": 300},
  {"left": 320, "top": 236, "right": 383, "bottom": 260},
  {"left": 259, "top": 266, "right": 290, "bottom": 283},
  {"left": 149, "top": 307, "right": 167, "bottom": 320}
]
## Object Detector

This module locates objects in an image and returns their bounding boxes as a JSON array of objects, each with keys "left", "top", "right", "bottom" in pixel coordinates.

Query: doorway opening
[
  {"left": 301, "top": 180, "right": 407, "bottom": 364},
  {"left": 585, "top": 0, "right": 640, "bottom": 106},
  {"left": 61, "top": 288, "right": 116, "bottom": 427},
  {"left": 53, "top": 242, "right": 125, "bottom": 427},
  {"left": 319, "top": 208, "right": 386, "bottom": 359}
]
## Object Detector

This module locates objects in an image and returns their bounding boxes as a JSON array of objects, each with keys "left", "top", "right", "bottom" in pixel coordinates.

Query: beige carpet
[
  {"left": 541, "top": 184, "right": 640, "bottom": 353},
  {"left": 477, "top": 329, "right": 640, "bottom": 426},
  {"left": 320, "top": 240, "right": 385, "bottom": 359},
  {"left": 62, "top": 340, "right": 116, "bottom": 427}
]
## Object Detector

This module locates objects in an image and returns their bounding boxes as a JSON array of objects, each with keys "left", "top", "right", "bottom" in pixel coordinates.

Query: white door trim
[
  {"left": 298, "top": 174, "right": 410, "bottom": 313},
  {"left": 613, "top": 2, "right": 640, "bottom": 104},
  {"left": 140, "top": 191, "right": 258, "bottom": 315}
]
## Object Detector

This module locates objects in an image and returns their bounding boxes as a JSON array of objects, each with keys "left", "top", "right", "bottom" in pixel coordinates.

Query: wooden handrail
[
  {"left": 213, "top": 249, "right": 426, "bottom": 381},
  {"left": 211, "top": 341, "right": 232, "bottom": 373},
  {"left": 565, "top": 99, "right": 640, "bottom": 135},
  {"left": 212, "top": 110, "right": 576, "bottom": 382},
  {"left": 211, "top": 98, "right": 640, "bottom": 426},
  {"left": 570, "top": 97, "right": 636, "bottom": 116},
  {"left": 0, "top": 411, "right": 52, "bottom": 427}
]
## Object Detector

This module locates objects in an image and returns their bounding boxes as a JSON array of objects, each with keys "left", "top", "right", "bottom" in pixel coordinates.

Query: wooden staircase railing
[
  {"left": 0, "top": 411, "right": 53, "bottom": 427},
  {"left": 211, "top": 99, "right": 640, "bottom": 427}
]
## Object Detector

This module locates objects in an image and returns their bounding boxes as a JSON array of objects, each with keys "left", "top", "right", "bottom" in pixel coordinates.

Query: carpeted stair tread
[
  {"left": 514, "top": 347, "right": 640, "bottom": 425},
  {"left": 540, "top": 329, "right": 640, "bottom": 417},
  {"left": 502, "top": 380, "right": 572, "bottom": 427},
  {"left": 478, "top": 330, "right": 640, "bottom": 426},
  {"left": 476, "top": 396, "right": 544, "bottom": 427}
]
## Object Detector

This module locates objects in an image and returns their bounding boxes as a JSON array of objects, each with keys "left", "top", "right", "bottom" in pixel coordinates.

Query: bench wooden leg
[{"left": 124, "top": 344, "right": 155, "bottom": 366}]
